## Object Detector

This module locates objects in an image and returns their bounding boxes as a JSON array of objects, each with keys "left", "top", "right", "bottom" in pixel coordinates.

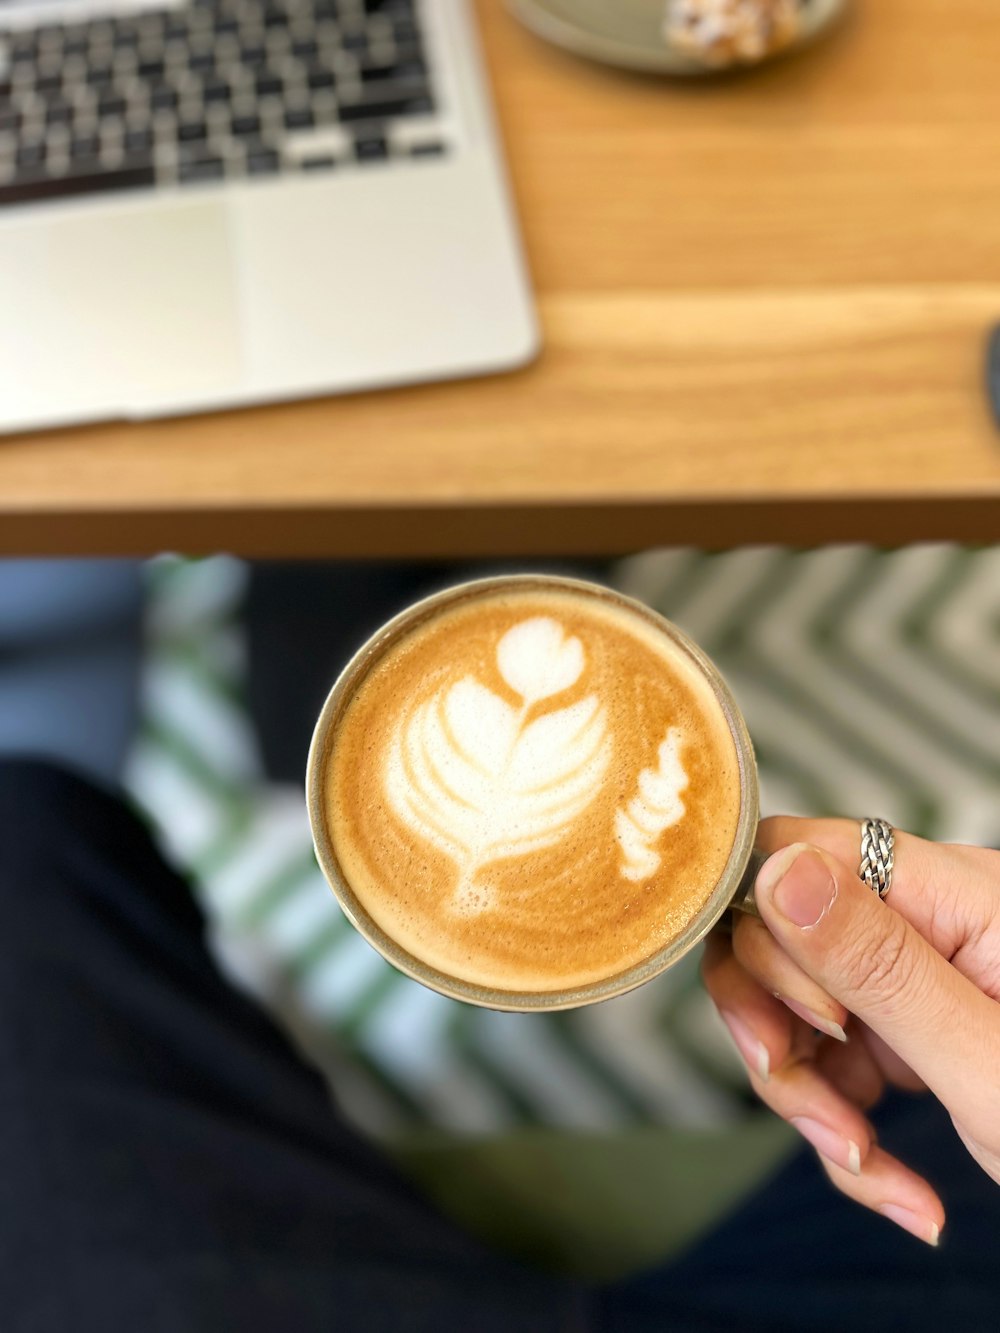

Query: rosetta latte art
[{"left": 385, "top": 615, "right": 691, "bottom": 914}]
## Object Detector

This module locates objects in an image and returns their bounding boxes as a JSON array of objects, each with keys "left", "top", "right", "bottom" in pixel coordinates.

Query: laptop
[{"left": 0, "top": 0, "right": 538, "bottom": 433}]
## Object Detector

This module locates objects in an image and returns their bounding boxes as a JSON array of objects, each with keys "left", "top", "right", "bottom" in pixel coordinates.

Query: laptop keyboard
[{"left": 0, "top": 0, "right": 446, "bottom": 207}]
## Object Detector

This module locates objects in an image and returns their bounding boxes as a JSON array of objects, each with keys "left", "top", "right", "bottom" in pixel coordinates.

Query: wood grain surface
[{"left": 4, "top": 0, "right": 1000, "bottom": 555}]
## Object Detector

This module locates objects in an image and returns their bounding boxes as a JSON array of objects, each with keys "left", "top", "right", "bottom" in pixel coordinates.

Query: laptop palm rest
[{"left": 0, "top": 198, "right": 241, "bottom": 430}]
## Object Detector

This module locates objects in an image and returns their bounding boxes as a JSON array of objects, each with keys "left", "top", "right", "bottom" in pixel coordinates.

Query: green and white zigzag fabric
[{"left": 125, "top": 546, "right": 1000, "bottom": 1139}]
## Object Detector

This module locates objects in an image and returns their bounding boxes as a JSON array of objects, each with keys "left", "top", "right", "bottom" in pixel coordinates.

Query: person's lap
[
  {"left": 0, "top": 761, "right": 584, "bottom": 1331},
  {"left": 3, "top": 760, "right": 998, "bottom": 1331}
]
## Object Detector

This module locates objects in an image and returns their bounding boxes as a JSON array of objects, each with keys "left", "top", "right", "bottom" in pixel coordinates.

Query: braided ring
[{"left": 859, "top": 818, "right": 895, "bottom": 900}]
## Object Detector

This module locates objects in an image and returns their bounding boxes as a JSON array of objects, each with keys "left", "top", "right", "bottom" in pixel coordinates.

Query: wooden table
[{"left": 4, "top": 0, "right": 1000, "bottom": 557}]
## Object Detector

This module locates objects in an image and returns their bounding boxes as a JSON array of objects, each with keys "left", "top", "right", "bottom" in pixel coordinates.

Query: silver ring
[{"left": 859, "top": 818, "right": 895, "bottom": 900}]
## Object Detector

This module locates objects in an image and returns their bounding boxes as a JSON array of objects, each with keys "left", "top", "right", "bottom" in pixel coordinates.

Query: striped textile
[{"left": 125, "top": 547, "right": 1000, "bottom": 1137}]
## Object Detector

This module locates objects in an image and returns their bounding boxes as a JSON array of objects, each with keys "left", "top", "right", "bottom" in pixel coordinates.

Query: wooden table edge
[{"left": 4, "top": 493, "right": 998, "bottom": 557}]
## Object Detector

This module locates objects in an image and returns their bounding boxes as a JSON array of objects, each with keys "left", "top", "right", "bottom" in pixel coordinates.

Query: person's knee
[
  {"left": 0, "top": 757, "right": 205, "bottom": 973},
  {"left": 0, "top": 760, "right": 116, "bottom": 924}
]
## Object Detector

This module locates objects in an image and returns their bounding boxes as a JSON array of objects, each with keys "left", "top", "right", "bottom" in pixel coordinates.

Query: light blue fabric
[{"left": 0, "top": 560, "right": 143, "bottom": 786}]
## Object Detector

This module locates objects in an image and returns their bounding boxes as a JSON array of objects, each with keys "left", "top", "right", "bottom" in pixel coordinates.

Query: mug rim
[{"left": 306, "top": 573, "right": 759, "bottom": 1012}]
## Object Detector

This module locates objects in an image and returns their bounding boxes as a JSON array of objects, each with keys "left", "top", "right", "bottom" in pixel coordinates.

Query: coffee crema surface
[{"left": 322, "top": 587, "right": 742, "bottom": 994}]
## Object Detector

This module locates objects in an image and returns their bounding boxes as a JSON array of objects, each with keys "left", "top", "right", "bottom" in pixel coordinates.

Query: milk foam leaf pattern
[
  {"left": 386, "top": 618, "right": 610, "bottom": 915},
  {"left": 615, "top": 728, "right": 689, "bottom": 882}
]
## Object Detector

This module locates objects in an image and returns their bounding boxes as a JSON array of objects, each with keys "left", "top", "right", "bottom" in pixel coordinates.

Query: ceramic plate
[{"left": 508, "top": 0, "right": 847, "bottom": 75}]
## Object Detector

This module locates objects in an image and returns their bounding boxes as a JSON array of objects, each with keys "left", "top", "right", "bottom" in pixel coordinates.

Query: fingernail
[
  {"left": 758, "top": 845, "right": 837, "bottom": 929},
  {"left": 719, "top": 1010, "right": 770, "bottom": 1082},
  {"left": 783, "top": 996, "right": 848, "bottom": 1043},
  {"left": 879, "top": 1204, "right": 941, "bottom": 1247},
  {"left": 791, "top": 1116, "right": 861, "bottom": 1175}
]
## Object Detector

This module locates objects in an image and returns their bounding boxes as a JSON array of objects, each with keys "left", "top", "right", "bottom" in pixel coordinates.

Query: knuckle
[
  {"left": 757, "top": 815, "right": 806, "bottom": 852},
  {"left": 842, "top": 909, "right": 917, "bottom": 1012},
  {"left": 758, "top": 814, "right": 848, "bottom": 854}
]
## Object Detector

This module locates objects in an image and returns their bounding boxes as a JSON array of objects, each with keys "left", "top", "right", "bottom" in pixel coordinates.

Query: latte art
[
  {"left": 387, "top": 616, "right": 613, "bottom": 916},
  {"left": 616, "top": 728, "right": 689, "bottom": 882},
  {"left": 319, "top": 583, "right": 744, "bottom": 996}
]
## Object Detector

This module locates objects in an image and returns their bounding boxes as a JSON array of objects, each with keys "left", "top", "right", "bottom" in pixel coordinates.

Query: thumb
[{"left": 754, "top": 843, "right": 999, "bottom": 1122}]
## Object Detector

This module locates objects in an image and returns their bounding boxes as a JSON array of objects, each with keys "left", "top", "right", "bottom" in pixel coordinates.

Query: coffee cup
[{"left": 307, "top": 574, "right": 761, "bottom": 1012}]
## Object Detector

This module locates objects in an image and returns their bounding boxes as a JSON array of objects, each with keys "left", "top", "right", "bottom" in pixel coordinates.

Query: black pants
[{"left": 3, "top": 761, "right": 998, "bottom": 1332}]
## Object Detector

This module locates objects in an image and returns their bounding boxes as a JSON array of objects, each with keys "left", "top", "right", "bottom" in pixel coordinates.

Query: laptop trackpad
[{"left": 0, "top": 198, "right": 240, "bottom": 428}]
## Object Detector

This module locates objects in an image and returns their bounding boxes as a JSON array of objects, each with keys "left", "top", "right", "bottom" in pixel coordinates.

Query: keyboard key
[
  {"left": 138, "top": 57, "right": 165, "bottom": 79},
  {"left": 63, "top": 33, "right": 90, "bottom": 58},
  {"left": 98, "top": 93, "right": 127, "bottom": 118},
  {"left": 0, "top": 155, "right": 157, "bottom": 205},
  {"left": 393, "top": 19, "right": 420, "bottom": 45},
  {"left": 231, "top": 112, "right": 261, "bottom": 136},
  {"left": 150, "top": 84, "right": 178, "bottom": 110},
  {"left": 354, "top": 135, "right": 387, "bottom": 161},
  {"left": 177, "top": 119, "right": 208, "bottom": 142},
  {"left": 203, "top": 78, "right": 231, "bottom": 103},
  {"left": 255, "top": 71, "right": 283, "bottom": 96},
  {"left": 124, "top": 127, "right": 153, "bottom": 154},
  {"left": 339, "top": 95, "right": 421, "bottom": 123},
  {"left": 247, "top": 147, "right": 281, "bottom": 174},
  {"left": 46, "top": 100, "right": 74, "bottom": 126},
  {"left": 361, "top": 62, "right": 410, "bottom": 82},
  {"left": 87, "top": 65, "right": 116, "bottom": 88},
  {"left": 10, "top": 36, "right": 36, "bottom": 64},
  {"left": 16, "top": 141, "right": 46, "bottom": 170},
  {"left": 178, "top": 154, "right": 225, "bottom": 183},
  {"left": 70, "top": 132, "right": 101, "bottom": 159},
  {"left": 301, "top": 154, "right": 335, "bottom": 171},
  {"left": 136, "top": 14, "right": 166, "bottom": 41},
  {"left": 307, "top": 64, "right": 335, "bottom": 90},
  {"left": 111, "top": 22, "right": 140, "bottom": 51},
  {"left": 284, "top": 106, "right": 313, "bottom": 129},
  {"left": 410, "top": 140, "right": 444, "bottom": 157},
  {"left": 88, "top": 19, "right": 115, "bottom": 46}
]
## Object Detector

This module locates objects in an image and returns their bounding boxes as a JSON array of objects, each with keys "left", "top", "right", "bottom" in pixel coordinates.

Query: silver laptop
[{"left": 0, "top": 0, "right": 537, "bottom": 432}]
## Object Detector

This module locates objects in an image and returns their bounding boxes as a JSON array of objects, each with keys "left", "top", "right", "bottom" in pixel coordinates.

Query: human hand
[{"left": 702, "top": 817, "right": 1000, "bottom": 1246}]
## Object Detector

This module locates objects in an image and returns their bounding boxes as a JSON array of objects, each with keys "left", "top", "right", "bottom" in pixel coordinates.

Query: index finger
[
  {"left": 754, "top": 843, "right": 1000, "bottom": 1138},
  {"left": 756, "top": 816, "right": 1000, "bottom": 967}
]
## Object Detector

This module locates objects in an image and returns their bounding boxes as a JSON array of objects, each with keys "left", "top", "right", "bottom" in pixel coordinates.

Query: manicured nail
[
  {"left": 791, "top": 1116, "right": 861, "bottom": 1175},
  {"left": 783, "top": 996, "right": 848, "bottom": 1043},
  {"left": 720, "top": 1010, "right": 770, "bottom": 1082},
  {"left": 758, "top": 845, "right": 837, "bottom": 929},
  {"left": 879, "top": 1204, "right": 941, "bottom": 1247}
]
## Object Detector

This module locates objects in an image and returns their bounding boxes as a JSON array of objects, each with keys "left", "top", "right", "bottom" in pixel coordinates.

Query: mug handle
[{"left": 728, "top": 845, "right": 766, "bottom": 919}]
